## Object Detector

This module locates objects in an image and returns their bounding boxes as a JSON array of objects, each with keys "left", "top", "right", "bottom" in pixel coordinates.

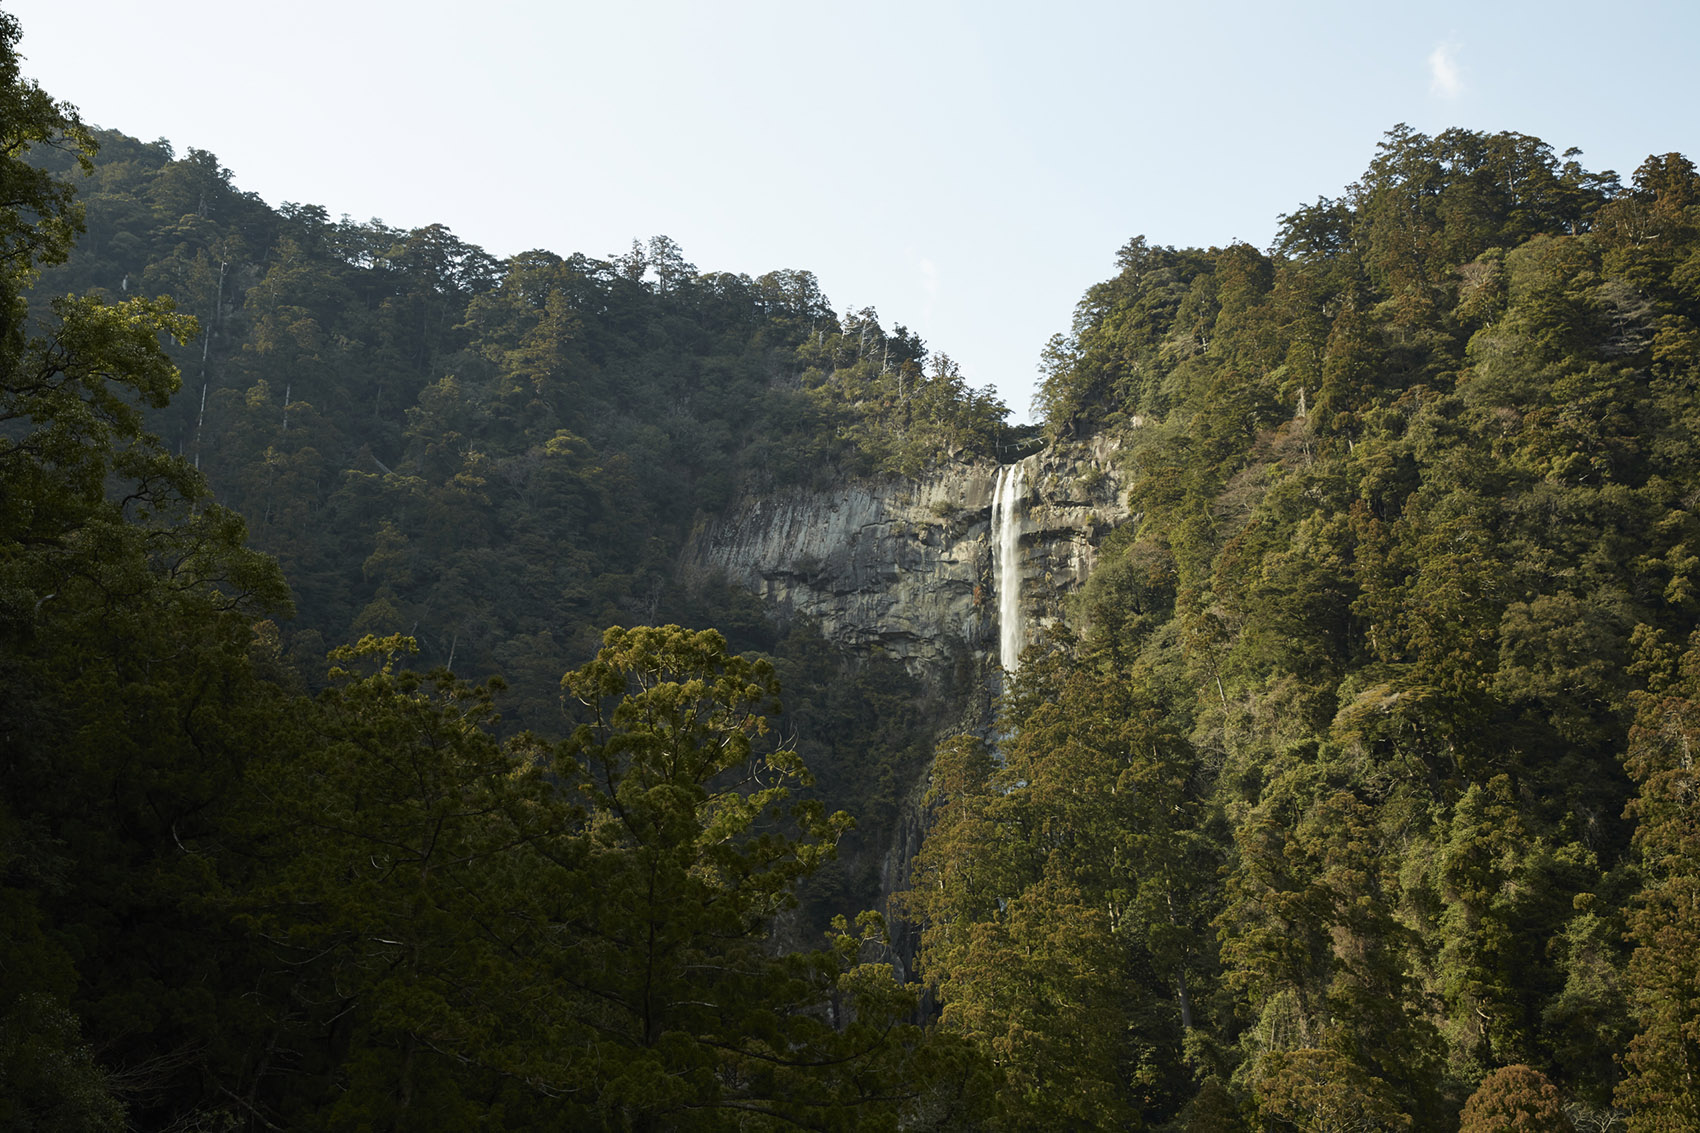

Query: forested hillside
[
  {"left": 24, "top": 127, "right": 1010, "bottom": 725},
  {"left": 6, "top": 0, "right": 1700, "bottom": 1124},
  {"left": 2, "top": 10, "right": 1003, "bottom": 1127},
  {"left": 907, "top": 128, "right": 1700, "bottom": 1128},
  {"left": 18, "top": 113, "right": 1020, "bottom": 932}
]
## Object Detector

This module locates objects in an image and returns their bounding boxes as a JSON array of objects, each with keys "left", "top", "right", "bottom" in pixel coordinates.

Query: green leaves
[
  {"left": 544, "top": 624, "right": 974, "bottom": 1129},
  {"left": 0, "top": 11, "right": 91, "bottom": 280},
  {"left": 928, "top": 125, "right": 1699, "bottom": 1121},
  {"left": 0, "top": 32, "right": 298, "bottom": 1123},
  {"left": 906, "top": 644, "right": 1216, "bottom": 1124},
  {"left": 225, "top": 624, "right": 970, "bottom": 1128},
  {"left": 1616, "top": 633, "right": 1700, "bottom": 1127},
  {"left": 233, "top": 639, "right": 577, "bottom": 1123}
]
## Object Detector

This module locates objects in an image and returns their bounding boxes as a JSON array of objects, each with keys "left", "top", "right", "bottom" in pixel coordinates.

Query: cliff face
[
  {"left": 679, "top": 435, "right": 1133, "bottom": 680},
  {"left": 682, "top": 436, "right": 1132, "bottom": 969}
]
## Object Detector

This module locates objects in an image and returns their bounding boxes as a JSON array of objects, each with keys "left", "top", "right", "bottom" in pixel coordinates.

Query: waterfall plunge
[{"left": 992, "top": 461, "right": 1027, "bottom": 673}]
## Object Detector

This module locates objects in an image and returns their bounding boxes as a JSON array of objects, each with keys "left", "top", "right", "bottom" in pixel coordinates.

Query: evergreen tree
[
  {"left": 1617, "top": 631, "right": 1700, "bottom": 1129},
  {"left": 1458, "top": 1064, "right": 1572, "bottom": 1133},
  {"left": 0, "top": 12, "right": 291, "bottom": 1126}
]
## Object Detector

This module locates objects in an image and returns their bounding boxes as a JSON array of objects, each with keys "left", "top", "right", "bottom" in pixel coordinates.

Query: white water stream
[{"left": 991, "top": 461, "right": 1027, "bottom": 673}]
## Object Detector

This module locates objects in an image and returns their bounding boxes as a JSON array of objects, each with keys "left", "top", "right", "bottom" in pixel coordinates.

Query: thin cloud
[
  {"left": 918, "top": 256, "right": 940, "bottom": 323},
  {"left": 1428, "top": 43, "right": 1465, "bottom": 98}
]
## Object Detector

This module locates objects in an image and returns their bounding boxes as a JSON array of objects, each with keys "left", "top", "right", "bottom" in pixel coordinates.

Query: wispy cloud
[
  {"left": 1428, "top": 42, "right": 1464, "bottom": 99},
  {"left": 919, "top": 257, "right": 939, "bottom": 301},
  {"left": 918, "top": 256, "right": 939, "bottom": 322}
]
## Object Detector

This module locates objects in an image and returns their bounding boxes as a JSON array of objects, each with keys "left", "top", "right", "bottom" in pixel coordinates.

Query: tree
[
  {"left": 905, "top": 639, "right": 1218, "bottom": 1126},
  {"left": 227, "top": 626, "right": 989, "bottom": 1131},
  {"left": 1616, "top": 631, "right": 1700, "bottom": 1129},
  {"left": 1253, "top": 1047, "right": 1411, "bottom": 1133},
  {"left": 1459, "top": 1064, "right": 1572, "bottom": 1133},
  {"left": 556, "top": 624, "right": 986, "bottom": 1130},
  {"left": 0, "top": 11, "right": 89, "bottom": 289},
  {"left": 232, "top": 636, "right": 574, "bottom": 1130},
  {"left": 0, "top": 13, "right": 291, "bottom": 1127}
]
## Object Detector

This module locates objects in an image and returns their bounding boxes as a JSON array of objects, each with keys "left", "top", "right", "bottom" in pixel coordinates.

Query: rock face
[
  {"left": 681, "top": 435, "right": 1132, "bottom": 971},
  {"left": 679, "top": 435, "right": 1133, "bottom": 681}
]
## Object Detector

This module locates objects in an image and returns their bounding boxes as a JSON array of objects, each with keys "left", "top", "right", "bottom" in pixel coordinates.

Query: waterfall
[{"left": 992, "top": 461, "right": 1027, "bottom": 672}]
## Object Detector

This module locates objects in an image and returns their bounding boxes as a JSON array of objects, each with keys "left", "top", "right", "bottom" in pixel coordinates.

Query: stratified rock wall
[
  {"left": 679, "top": 434, "right": 1133, "bottom": 679},
  {"left": 681, "top": 434, "right": 1133, "bottom": 956},
  {"left": 1016, "top": 433, "right": 1138, "bottom": 656}
]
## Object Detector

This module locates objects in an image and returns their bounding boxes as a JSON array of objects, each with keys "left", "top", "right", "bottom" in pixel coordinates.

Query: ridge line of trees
[{"left": 906, "top": 126, "right": 1700, "bottom": 1129}]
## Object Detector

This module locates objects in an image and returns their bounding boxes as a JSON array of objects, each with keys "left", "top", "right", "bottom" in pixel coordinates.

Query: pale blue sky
[{"left": 10, "top": 0, "right": 1699, "bottom": 421}]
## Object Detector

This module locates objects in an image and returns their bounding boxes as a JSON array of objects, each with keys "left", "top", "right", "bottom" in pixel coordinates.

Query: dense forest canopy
[
  {"left": 14, "top": 107, "right": 1019, "bottom": 942},
  {"left": 22, "top": 124, "right": 1015, "bottom": 717},
  {"left": 5, "top": 1, "right": 1700, "bottom": 1125},
  {"left": 907, "top": 126, "right": 1700, "bottom": 1128},
  {"left": 1, "top": 10, "right": 1001, "bottom": 1128}
]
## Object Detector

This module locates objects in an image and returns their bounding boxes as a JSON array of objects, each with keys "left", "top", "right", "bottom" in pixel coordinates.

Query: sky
[{"left": 9, "top": 0, "right": 1700, "bottom": 423}]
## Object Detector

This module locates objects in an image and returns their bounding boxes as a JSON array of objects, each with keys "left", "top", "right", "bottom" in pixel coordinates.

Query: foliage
[
  {"left": 1, "top": 13, "right": 293, "bottom": 1124},
  {"left": 25, "top": 141, "right": 1010, "bottom": 732},
  {"left": 222, "top": 626, "right": 985, "bottom": 1130},
  {"left": 905, "top": 634, "right": 1219, "bottom": 1126},
  {"left": 1459, "top": 1064, "right": 1573, "bottom": 1132},
  {"left": 14, "top": 4, "right": 1700, "bottom": 1122},
  {"left": 19, "top": 76, "right": 1011, "bottom": 930},
  {"left": 550, "top": 625, "right": 988, "bottom": 1130},
  {"left": 1615, "top": 630, "right": 1700, "bottom": 1129},
  {"left": 1, "top": 11, "right": 991, "bottom": 1127},
  {"left": 1253, "top": 1047, "right": 1412, "bottom": 1132},
  {"left": 909, "top": 125, "right": 1700, "bottom": 1127}
]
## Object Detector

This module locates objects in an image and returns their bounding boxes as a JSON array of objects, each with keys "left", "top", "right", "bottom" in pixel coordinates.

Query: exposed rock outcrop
[
  {"left": 681, "top": 434, "right": 1133, "bottom": 965},
  {"left": 679, "top": 434, "right": 1133, "bottom": 681}
]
